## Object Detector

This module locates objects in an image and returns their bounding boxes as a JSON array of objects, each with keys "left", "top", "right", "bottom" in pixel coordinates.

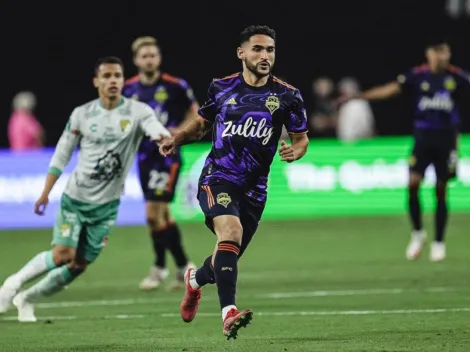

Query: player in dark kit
[
  {"left": 348, "top": 39, "right": 470, "bottom": 262},
  {"left": 123, "top": 36, "right": 197, "bottom": 290},
  {"left": 159, "top": 25, "right": 309, "bottom": 339}
]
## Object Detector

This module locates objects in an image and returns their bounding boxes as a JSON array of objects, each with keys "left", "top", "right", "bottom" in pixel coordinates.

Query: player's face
[
  {"left": 426, "top": 44, "right": 451, "bottom": 68},
  {"left": 93, "top": 64, "right": 124, "bottom": 99},
  {"left": 238, "top": 34, "right": 275, "bottom": 78},
  {"left": 134, "top": 45, "right": 161, "bottom": 74}
]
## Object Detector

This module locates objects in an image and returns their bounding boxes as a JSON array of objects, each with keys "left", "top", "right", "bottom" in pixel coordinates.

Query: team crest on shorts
[
  {"left": 216, "top": 193, "right": 232, "bottom": 208},
  {"left": 60, "top": 224, "right": 71, "bottom": 237}
]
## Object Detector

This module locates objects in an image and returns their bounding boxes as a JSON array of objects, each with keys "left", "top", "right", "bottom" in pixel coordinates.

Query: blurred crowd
[{"left": 7, "top": 76, "right": 375, "bottom": 150}]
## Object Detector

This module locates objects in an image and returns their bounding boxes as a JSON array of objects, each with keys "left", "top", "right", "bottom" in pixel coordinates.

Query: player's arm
[
  {"left": 160, "top": 82, "right": 216, "bottom": 156},
  {"left": 171, "top": 102, "right": 200, "bottom": 135},
  {"left": 139, "top": 105, "right": 172, "bottom": 142},
  {"left": 358, "top": 81, "right": 401, "bottom": 101},
  {"left": 172, "top": 82, "right": 201, "bottom": 135},
  {"left": 173, "top": 81, "right": 216, "bottom": 146},
  {"left": 356, "top": 70, "right": 417, "bottom": 101},
  {"left": 280, "top": 89, "right": 309, "bottom": 162},
  {"left": 289, "top": 132, "right": 309, "bottom": 161},
  {"left": 173, "top": 115, "right": 213, "bottom": 146},
  {"left": 36, "top": 109, "right": 81, "bottom": 214}
]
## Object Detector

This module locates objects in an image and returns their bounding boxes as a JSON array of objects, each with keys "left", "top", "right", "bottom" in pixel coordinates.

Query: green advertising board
[{"left": 171, "top": 135, "right": 470, "bottom": 221}]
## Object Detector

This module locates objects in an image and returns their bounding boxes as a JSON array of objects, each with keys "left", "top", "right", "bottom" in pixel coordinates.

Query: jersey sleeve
[
  {"left": 457, "top": 70, "right": 470, "bottom": 91},
  {"left": 284, "top": 89, "right": 308, "bottom": 134},
  {"left": 139, "top": 104, "right": 171, "bottom": 140},
  {"left": 197, "top": 82, "right": 217, "bottom": 122},
  {"left": 122, "top": 84, "right": 133, "bottom": 98},
  {"left": 177, "top": 79, "right": 198, "bottom": 111},
  {"left": 48, "top": 108, "right": 81, "bottom": 176},
  {"left": 396, "top": 69, "right": 417, "bottom": 88}
]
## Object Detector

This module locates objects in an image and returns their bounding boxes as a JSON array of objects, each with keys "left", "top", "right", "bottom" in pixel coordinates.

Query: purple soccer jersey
[
  {"left": 397, "top": 65, "right": 470, "bottom": 131},
  {"left": 123, "top": 73, "right": 197, "bottom": 165},
  {"left": 198, "top": 73, "right": 308, "bottom": 203}
]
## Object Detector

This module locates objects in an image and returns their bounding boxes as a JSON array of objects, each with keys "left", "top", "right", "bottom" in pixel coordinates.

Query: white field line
[
  {"left": 28, "top": 286, "right": 454, "bottom": 309},
  {"left": 2, "top": 308, "right": 470, "bottom": 322},
  {"left": 261, "top": 287, "right": 455, "bottom": 299},
  {"left": 161, "top": 307, "right": 470, "bottom": 318}
]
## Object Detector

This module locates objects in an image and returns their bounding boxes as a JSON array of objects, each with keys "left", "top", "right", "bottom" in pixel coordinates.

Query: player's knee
[
  {"left": 214, "top": 215, "right": 243, "bottom": 245},
  {"left": 435, "top": 181, "right": 447, "bottom": 201},
  {"left": 146, "top": 202, "right": 168, "bottom": 230},
  {"left": 67, "top": 262, "right": 87, "bottom": 277},
  {"left": 408, "top": 172, "right": 422, "bottom": 190},
  {"left": 52, "top": 245, "right": 76, "bottom": 266}
]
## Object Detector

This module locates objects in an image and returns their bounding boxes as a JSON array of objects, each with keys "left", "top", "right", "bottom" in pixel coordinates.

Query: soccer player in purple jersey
[
  {"left": 123, "top": 37, "right": 197, "bottom": 291},
  {"left": 345, "top": 39, "right": 470, "bottom": 262},
  {"left": 160, "top": 25, "right": 309, "bottom": 339}
]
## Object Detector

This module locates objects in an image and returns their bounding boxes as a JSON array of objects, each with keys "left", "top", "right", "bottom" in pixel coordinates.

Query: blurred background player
[
  {"left": 123, "top": 37, "right": 197, "bottom": 291},
  {"left": 0, "top": 57, "right": 170, "bottom": 322},
  {"left": 160, "top": 25, "right": 309, "bottom": 339},
  {"left": 346, "top": 39, "right": 470, "bottom": 261},
  {"left": 336, "top": 77, "right": 375, "bottom": 142},
  {"left": 8, "top": 91, "right": 45, "bottom": 151}
]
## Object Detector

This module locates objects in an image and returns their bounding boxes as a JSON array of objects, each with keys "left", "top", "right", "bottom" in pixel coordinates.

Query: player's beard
[
  {"left": 142, "top": 69, "right": 156, "bottom": 78},
  {"left": 245, "top": 59, "right": 271, "bottom": 78}
]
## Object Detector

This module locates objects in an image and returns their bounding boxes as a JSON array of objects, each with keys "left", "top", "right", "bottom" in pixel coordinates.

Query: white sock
[
  {"left": 4, "top": 251, "right": 56, "bottom": 290},
  {"left": 24, "top": 266, "right": 73, "bottom": 302},
  {"left": 222, "top": 305, "right": 237, "bottom": 321},
  {"left": 188, "top": 270, "right": 200, "bottom": 290}
]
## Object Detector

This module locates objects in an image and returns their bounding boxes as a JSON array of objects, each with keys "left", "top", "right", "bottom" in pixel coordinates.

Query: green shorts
[{"left": 52, "top": 194, "right": 120, "bottom": 263}]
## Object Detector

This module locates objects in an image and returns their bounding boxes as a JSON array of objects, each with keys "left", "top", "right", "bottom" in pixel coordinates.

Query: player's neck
[
  {"left": 99, "top": 96, "right": 123, "bottom": 110},
  {"left": 429, "top": 63, "right": 446, "bottom": 73},
  {"left": 139, "top": 71, "right": 160, "bottom": 85},
  {"left": 242, "top": 71, "right": 269, "bottom": 87}
]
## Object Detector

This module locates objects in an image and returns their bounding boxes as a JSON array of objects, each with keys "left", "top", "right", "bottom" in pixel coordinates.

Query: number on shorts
[{"left": 148, "top": 170, "right": 170, "bottom": 190}]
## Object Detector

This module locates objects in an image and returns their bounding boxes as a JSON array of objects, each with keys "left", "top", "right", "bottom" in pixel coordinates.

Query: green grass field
[{"left": 1, "top": 214, "right": 470, "bottom": 351}]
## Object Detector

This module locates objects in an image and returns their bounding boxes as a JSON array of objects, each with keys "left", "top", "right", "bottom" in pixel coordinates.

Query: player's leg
[
  {"left": 13, "top": 202, "right": 117, "bottom": 322},
  {"left": 220, "top": 197, "right": 264, "bottom": 339},
  {"left": 12, "top": 233, "right": 88, "bottom": 322},
  {"left": 181, "top": 183, "right": 239, "bottom": 323},
  {"left": 164, "top": 202, "right": 196, "bottom": 290},
  {"left": 0, "top": 198, "right": 81, "bottom": 314},
  {"left": 139, "top": 201, "right": 170, "bottom": 290},
  {"left": 138, "top": 162, "right": 169, "bottom": 290},
  {"left": 153, "top": 161, "right": 194, "bottom": 289},
  {"left": 406, "top": 140, "right": 431, "bottom": 260},
  {"left": 430, "top": 142, "right": 457, "bottom": 262}
]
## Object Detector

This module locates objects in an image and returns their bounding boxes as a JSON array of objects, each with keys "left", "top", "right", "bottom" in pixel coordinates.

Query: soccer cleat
[
  {"left": 223, "top": 308, "right": 253, "bottom": 340},
  {"left": 12, "top": 292, "right": 37, "bottom": 323},
  {"left": 168, "top": 262, "right": 197, "bottom": 291},
  {"left": 180, "top": 267, "right": 201, "bottom": 323},
  {"left": 139, "top": 266, "right": 169, "bottom": 291},
  {"left": 430, "top": 241, "right": 446, "bottom": 262},
  {"left": 0, "top": 284, "right": 17, "bottom": 314},
  {"left": 406, "top": 230, "right": 427, "bottom": 260}
]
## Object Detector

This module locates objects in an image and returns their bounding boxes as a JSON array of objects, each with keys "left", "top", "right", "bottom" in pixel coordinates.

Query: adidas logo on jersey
[{"left": 225, "top": 98, "right": 237, "bottom": 105}]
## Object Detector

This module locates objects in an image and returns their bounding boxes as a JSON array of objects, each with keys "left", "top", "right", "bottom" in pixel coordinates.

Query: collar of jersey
[{"left": 98, "top": 97, "right": 125, "bottom": 110}]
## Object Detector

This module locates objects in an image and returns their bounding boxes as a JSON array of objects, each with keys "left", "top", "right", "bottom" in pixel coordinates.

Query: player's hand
[
  {"left": 279, "top": 140, "right": 295, "bottom": 163},
  {"left": 159, "top": 137, "right": 177, "bottom": 157},
  {"left": 34, "top": 194, "right": 49, "bottom": 216}
]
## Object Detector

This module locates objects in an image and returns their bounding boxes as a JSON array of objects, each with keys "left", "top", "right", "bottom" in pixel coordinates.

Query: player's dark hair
[
  {"left": 425, "top": 37, "right": 449, "bottom": 49},
  {"left": 94, "top": 56, "right": 124, "bottom": 76},
  {"left": 240, "top": 25, "right": 276, "bottom": 45}
]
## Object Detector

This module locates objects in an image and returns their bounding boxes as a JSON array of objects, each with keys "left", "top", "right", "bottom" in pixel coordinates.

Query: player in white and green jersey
[{"left": 0, "top": 56, "right": 171, "bottom": 322}]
